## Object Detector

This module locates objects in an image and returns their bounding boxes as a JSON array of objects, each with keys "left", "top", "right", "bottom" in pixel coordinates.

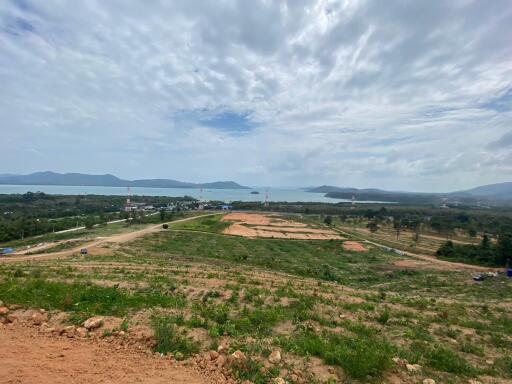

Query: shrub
[
  {"left": 152, "top": 316, "right": 199, "bottom": 358},
  {"left": 377, "top": 309, "right": 391, "bottom": 325}
]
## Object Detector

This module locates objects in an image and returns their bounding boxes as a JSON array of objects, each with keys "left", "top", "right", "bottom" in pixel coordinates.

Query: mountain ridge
[
  {"left": 0, "top": 172, "right": 248, "bottom": 190},
  {"left": 306, "top": 182, "right": 512, "bottom": 201}
]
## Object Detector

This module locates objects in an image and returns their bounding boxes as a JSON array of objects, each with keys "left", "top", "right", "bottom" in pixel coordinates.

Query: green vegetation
[
  {"left": 1, "top": 210, "right": 511, "bottom": 383},
  {"left": 437, "top": 233, "right": 512, "bottom": 267},
  {"left": 0, "top": 192, "right": 197, "bottom": 243},
  {"left": 279, "top": 329, "right": 393, "bottom": 379},
  {"left": 0, "top": 277, "right": 185, "bottom": 324},
  {"left": 152, "top": 316, "right": 200, "bottom": 358},
  {"left": 170, "top": 214, "right": 229, "bottom": 233}
]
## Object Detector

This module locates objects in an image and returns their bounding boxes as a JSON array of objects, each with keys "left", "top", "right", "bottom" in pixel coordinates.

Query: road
[
  {"left": 54, "top": 212, "right": 158, "bottom": 234},
  {"left": 0, "top": 213, "right": 221, "bottom": 264}
]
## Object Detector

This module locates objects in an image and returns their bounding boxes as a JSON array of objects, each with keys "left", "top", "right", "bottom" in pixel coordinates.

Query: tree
[
  {"left": 496, "top": 232, "right": 512, "bottom": 266},
  {"left": 84, "top": 216, "right": 96, "bottom": 230},
  {"left": 468, "top": 228, "right": 477, "bottom": 238},
  {"left": 393, "top": 220, "right": 402, "bottom": 240},
  {"left": 367, "top": 221, "right": 378, "bottom": 233},
  {"left": 159, "top": 209, "right": 166, "bottom": 222},
  {"left": 437, "top": 241, "right": 455, "bottom": 258},
  {"left": 481, "top": 233, "right": 491, "bottom": 250},
  {"left": 324, "top": 215, "right": 333, "bottom": 226}
]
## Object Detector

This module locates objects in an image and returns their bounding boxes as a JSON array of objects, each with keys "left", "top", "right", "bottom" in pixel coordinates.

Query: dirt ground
[
  {"left": 342, "top": 241, "right": 368, "bottom": 252},
  {"left": 222, "top": 213, "right": 342, "bottom": 240},
  {"left": 0, "top": 323, "right": 210, "bottom": 384}
]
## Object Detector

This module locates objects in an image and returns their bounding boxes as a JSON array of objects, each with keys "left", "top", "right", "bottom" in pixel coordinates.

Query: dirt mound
[
  {"left": 342, "top": 241, "right": 368, "bottom": 252},
  {"left": 0, "top": 323, "right": 211, "bottom": 384}
]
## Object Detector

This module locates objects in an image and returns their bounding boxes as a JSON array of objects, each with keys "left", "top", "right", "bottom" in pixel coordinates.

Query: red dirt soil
[
  {"left": 222, "top": 213, "right": 342, "bottom": 240},
  {"left": 342, "top": 241, "right": 368, "bottom": 252},
  {"left": 0, "top": 323, "right": 209, "bottom": 384}
]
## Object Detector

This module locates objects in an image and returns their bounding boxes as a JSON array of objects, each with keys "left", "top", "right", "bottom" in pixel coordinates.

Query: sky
[{"left": 1, "top": 0, "right": 511, "bottom": 192}]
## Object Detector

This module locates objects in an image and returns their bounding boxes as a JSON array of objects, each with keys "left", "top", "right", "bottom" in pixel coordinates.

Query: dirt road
[
  {"left": 0, "top": 323, "right": 209, "bottom": 384},
  {"left": 335, "top": 227, "right": 498, "bottom": 272},
  {"left": 0, "top": 213, "right": 221, "bottom": 264}
]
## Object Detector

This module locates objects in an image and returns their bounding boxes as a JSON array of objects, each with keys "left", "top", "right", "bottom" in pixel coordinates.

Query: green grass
[
  {"left": 136, "top": 230, "right": 396, "bottom": 287},
  {"left": 425, "top": 345, "right": 476, "bottom": 375},
  {"left": 0, "top": 277, "right": 185, "bottom": 324},
  {"left": 278, "top": 329, "right": 394, "bottom": 379},
  {"left": 151, "top": 316, "right": 200, "bottom": 358},
  {"left": 170, "top": 214, "right": 229, "bottom": 233}
]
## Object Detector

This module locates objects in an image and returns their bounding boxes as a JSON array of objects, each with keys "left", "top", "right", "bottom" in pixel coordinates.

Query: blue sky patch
[
  {"left": 199, "top": 111, "right": 255, "bottom": 134},
  {"left": 174, "top": 109, "right": 256, "bottom": 135}
]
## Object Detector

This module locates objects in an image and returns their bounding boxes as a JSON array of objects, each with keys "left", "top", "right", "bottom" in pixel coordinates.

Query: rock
[
  {"left": 83, "top": 316, "right": 104, "bottom": 330},
  {"left": 268, "top": 349, "right": 282, "bottom": 364},
  {"left": 231, "top": 350, "right": 246, "bottom": 361},
  {"left": 215, "top": 355, "right": 226, "bottom": 368},
  {"left": 406, "top": 363, "right": 422, "bottom": 373},
  {"left": 6, "top": 314, "right": 17, "bottom": 323},
  {"left": 209, "top": 350, "right": 220, "bottom": 361},
  {"left": 31, "top": 312, "right": 48, "bottom": 326},
  {"left": 423, "top": 379, "right": 436, "bottom": 384},
  {"left": 392, "top": 357, "right": 407, "bottom": 366},
  {"left": 0, "top": 307, "right": 9, "bottom": 316},
  {"left": 217, "top": 344, "right": 228, "bottom": 354},
  {"left": 9, "top": 304, "right": 22, "bottom": 310},
  {"left": 274, "top": 379, "right": 287, "bottom": 384},
  {"left": 63, "top": 325, "right": 76, "bottom": 337},
  {"left": 468, "top": 381, "right": 482, "bottom": 384},
  {"left": 75, "top": 327, "right": 88, "bottom": 338}
]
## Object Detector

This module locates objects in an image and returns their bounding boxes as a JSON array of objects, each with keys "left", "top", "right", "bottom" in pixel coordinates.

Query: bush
[
  {"left": 162, "top": 224, "right": 169, "bottom": 229},
  {"left": 151, "top": 316, "right": 199, "bottom": 358},
  {"left": 377, "top": 309, "right": 391, "bottom": 325}
]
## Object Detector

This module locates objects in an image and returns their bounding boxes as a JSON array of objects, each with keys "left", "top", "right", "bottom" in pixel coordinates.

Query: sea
[{"left": 0, "top": 184, "right": 354, "bottom": 203}]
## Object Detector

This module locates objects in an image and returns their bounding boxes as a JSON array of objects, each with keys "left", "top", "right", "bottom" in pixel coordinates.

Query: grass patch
[
  {"left": 151, "top": 316, "right": 200, "bottom": 358},
  {"left": 171, "top": 214, "right": 229, "bottom": 233},
  {"left": 0, "top": 277, "right": 185, "bottom": 323},
  {"left": 278, "top": 329, "right": 394, "bottom": 379}
]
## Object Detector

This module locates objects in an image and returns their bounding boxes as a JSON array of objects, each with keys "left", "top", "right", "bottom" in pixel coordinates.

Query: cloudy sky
[{"left": 1, "top": 0, "right": 511, "bottom": 191}]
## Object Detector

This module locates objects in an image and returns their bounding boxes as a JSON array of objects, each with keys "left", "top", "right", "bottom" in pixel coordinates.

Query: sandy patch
[
  {"left": 0, "top": 322, "right": 210, "bottom": 384},
  {"left": 222, "top": 213, "right": 342, "bottom": 240},
  {"left": 342, "top": 241, "right": 368, "bottom": 252}
]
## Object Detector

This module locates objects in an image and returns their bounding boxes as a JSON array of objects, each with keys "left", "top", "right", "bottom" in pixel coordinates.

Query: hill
[
  {"left": 454, "top": 182, "right": 512, "bottom": 198},
  {"left": 307, "top": 182, "right": 512, "bottom": 203},
  {"left": 0, "top": 172, "right": 248, "bottom": 190}
]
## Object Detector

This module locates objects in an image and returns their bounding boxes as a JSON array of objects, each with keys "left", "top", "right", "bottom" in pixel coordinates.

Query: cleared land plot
[
  {"left": 1, "top": 215, "right": 511, "bottom": 384},
  {"left": 222, "top": 212, "right": 343, "bottom": 240}
]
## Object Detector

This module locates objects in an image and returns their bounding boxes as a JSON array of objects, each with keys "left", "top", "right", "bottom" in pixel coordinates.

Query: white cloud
[{"left": 0, "top": 0, "right": 511, "bottom": 191}]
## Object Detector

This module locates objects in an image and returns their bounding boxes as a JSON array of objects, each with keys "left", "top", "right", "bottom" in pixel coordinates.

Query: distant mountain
[
  {"left": 306, "top": 185, "right": 387, "bottom": 194},
  {"left": 0, "top": 171, "right": 248, "bottom": 190},
  {"left": 307, "top": 182, "right": 512, "bottom": 203},
  {"left": 454, "top": 182, "right": 512, "bottom": 198}
]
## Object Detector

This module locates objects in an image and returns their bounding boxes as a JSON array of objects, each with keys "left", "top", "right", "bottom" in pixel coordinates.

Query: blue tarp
[{"left": 0, "top": 247, "right": 14, "bottom": 255}]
